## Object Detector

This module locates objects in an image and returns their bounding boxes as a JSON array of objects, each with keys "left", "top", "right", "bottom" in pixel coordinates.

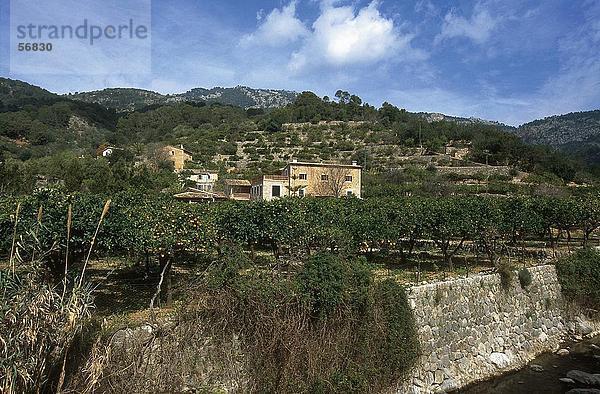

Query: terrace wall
[{"left": 401, "top": 265, "right": 586, "bottom": 393}]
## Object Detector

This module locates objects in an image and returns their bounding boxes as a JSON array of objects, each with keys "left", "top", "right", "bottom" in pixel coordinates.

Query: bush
[
  {"left": 498, "top": 262, "right": 514, "bottom": 291},
  {"left": 296, "top": 253, "right": 371, "bottom": 318},
  {"left": 518, "top": 268, "right": 533, "bottom": 288},
  {"left": 198, "top": 253, "right": 419, "bottom": 393},
  {"left": 556, "top": 248, "right": 600, "bottom": 308}
]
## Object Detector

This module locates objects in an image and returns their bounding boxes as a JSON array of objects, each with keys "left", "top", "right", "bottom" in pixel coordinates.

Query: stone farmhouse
[
  {"left": 250, "top": 160, "right": 362, "bottom": 201},
  {"left": 162, "top": 145, "right": 193, "bottom": 172}
]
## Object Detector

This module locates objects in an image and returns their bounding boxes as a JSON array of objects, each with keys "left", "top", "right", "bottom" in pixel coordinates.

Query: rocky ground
[{"left": 457, "top": 335, "right": 600, "bottom": 393}]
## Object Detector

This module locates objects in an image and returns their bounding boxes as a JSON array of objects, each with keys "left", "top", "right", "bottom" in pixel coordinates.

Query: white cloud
[
  {"left": 240, "top": 1, "right": 308, "bottom": 47},
  {"left": 414, "top": 0, "right": 437, "bottom": 17},
  {"left": 435, "top": 3, "right": 499, "bottom": 45},
  {"left": 289, "top": 1, "right": 424, "bottom": 71}
]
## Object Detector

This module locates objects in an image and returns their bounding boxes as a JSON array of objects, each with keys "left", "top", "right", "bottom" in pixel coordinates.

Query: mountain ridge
[
  {"left": 515, "top": 110, "right": 600, "bottom": 146},
  {"left": 2, "top": 77, "right": 599, "bottom": 164},
  {"left": 66, "top": 85, "right": 298, "bottom": 112}
]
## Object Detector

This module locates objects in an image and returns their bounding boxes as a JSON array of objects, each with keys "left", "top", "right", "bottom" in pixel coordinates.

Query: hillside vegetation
[
  {"left": 0, "top": 79, "right": 598, "bottom": 196},
  {"left": 67, "top": 85, "right": 298, "bottom": 111},
  {"left": 516, "top": 110, "right": 600, "bottom": 167}
]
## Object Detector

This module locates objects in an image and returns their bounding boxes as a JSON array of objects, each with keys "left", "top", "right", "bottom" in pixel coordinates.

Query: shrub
[
  {"left": 556, "top": 248, "right": 600, "bottom": 308},
  {"left": 518, "top": 267, "right": 533, "bottom": 289},
  {"left": 498, "top": 262, "right": 514, "bottom": 291},
  {"left": 196, "top": 253, "right": 419, "bottom": 393},
  {"left": 296, "top": 253, "right": 371, "bottom": 318}
]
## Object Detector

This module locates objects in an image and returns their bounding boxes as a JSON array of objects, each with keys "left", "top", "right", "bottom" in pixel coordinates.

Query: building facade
[
  {"left": 163, "top": 145, "right": 193, "bottom": 171},
  {"left": 250, "top": 175, "right": 288, "bottom": 201},
  {"left": 224, "top": 179, "right": 252, "bottom": 201},
  {"left": 249, "top": 160, "right": 362, "bottom": 201},
  {"left": 283, "top": 161, "right": 361, "bottom": 198},
  {"left": 185, "top": 169, "right": 218, "bottom": 191}
]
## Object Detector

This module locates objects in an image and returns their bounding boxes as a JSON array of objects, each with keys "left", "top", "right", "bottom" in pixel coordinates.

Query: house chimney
[
  {"left": 352, "top": 161, "right": 357, "bottom": 166},
  {"left": 292, "top": 159, "right": 298, "bottom": 163},
  {"left": 180, "top": 144, "right": 184, "bottom": 150}
]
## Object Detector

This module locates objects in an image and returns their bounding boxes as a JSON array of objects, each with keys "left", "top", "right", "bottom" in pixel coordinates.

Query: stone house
[
  {"left": 162, "top": 145, "right": 193, "bottom": 172},
  {"left": 250, "top": 175, "right": 288, "bottom": 201},
  {"left": 250, "top": 160, "right": 362, "bottom": 201}
]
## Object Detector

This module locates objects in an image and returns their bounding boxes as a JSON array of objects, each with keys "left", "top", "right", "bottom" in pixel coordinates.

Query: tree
[
  {"left": 316, "top": 166, "right": 352, "bottom": 198},
  {"left": 335, "top": 90, "right": 350, "bottom": 104}
]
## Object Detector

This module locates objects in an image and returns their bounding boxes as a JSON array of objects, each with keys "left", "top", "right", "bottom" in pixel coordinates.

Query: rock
[
  {"left": 439, "top": 378, "right": 458, "bottom": 392},
  {"left": 590, "top": 344, "right": 600, "bottom": 351},
  {"left": 576, "top": 318, "right": 594, "bottom": 336},
  {"left": 490, "top": 352, "right": 510, "bottom": 369},
  {"left": 566, "top": 370, "right": 600, "bottom": 386},
  {"left": 557, "top": 348, "right": 570, "bottom": 356},
  {"left": 434, "top": 369, "right": 444, "bottom": 384},
  {"left": 560, "top": 377, "right": 576, "bottom": 384},
  {"left": 530, "top": 364, "right": 544, "bottom": 372},
  {"left": 566, "top": 389, "right": 600, "bottom": 394}
]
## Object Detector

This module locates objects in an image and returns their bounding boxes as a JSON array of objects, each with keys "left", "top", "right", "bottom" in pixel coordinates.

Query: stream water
[{"left": 455, "top": 336, "right": 600, "bottom": 394}]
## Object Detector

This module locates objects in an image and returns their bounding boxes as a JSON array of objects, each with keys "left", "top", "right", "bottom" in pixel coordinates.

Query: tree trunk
[{"left": 158, "top": 253, "right": 173, "bottom": 307}]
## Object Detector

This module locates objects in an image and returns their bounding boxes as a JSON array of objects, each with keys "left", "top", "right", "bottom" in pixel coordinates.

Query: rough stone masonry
[{"left": 401, "top": 265, "right": 570, "bottom": 393}]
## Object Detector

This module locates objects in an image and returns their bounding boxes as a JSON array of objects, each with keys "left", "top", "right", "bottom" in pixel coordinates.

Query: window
[
  {"left": 272, "top": 185, "right": 281, "bottom": 197},
  {"left": 321, "top": 174, "right": 329, "bottom": 181},
  {"left": 346, "top": 190, "right": 353, "bottom": 196},
  {"left": 299, "top": 173, "right": 307, "bottom": 180},
  {"left": 298, "top": 188, "right": 305, "bottom": 197},
  {"left": 171, "top": 151, "right": 175, "bottom": 155},
  {"left": 345, "top": 175, "right": 353, "bottom": 182}
]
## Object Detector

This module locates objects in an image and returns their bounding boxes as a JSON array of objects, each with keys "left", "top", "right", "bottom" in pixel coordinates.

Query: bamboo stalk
[
  {"left": 9, "top": 202, "right": 21, "bottom": 275},
  {"left": 78, "top": 200, "right": 111, "bottom": 288}
]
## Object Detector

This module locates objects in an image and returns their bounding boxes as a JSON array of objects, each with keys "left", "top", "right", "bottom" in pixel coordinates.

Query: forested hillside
[
  {"left": 68, "top": 85, "right": 298, "bottom": 111},
  {"left": 516, "top": 110, "right": 600, "bottom": 167},
  {"left": 0, "top": 78, "right": 598, "bottom": 196},
  {"left": 517, "top": 110, "right": 600, "bottom": 146}
]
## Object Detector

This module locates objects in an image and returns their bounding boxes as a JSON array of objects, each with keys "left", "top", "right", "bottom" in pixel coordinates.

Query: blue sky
[{"left": 1, "top": 0, "right": 599, "bottom": 125}]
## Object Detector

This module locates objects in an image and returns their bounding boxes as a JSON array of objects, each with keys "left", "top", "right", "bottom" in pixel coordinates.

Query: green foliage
[
  {"left": 1, "top": 76, "right": 597, "bottom": 189},
  {"left": 207, "top": 243, "right": 250, "bottom": 288},
  {"left": 201, "top": 253, "right": 418, "bottom": 393},
  {"left": 556, "top": 248, "right": 600, "bottom": 308},
  {"left": 297, "top": 253, "right": 371, "bottom": 318},
  {"left": 518, "top": 268, "right": 533, "bottom": 288},
  {"left": 498, "top": 262, "right": 515, "bottom": 291},
  {"left": 2, "top": 192, "right": 600, "bottom": 270}
]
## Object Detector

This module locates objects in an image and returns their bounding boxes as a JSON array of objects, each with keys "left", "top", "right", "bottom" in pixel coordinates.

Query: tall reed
[
  {"left": 63, "top": 204, "right": 72, "bottom": 299},
  {"left": 9, "top": 202, "right": 21, "bottom": 274},
  {"left": 78, "top": 199, "right": 111, "bottom": 288}
]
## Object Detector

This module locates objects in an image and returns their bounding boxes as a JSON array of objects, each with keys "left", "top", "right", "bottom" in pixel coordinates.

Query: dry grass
[{"left": 0, "top": 251, "right": 94, "bottom": 393}]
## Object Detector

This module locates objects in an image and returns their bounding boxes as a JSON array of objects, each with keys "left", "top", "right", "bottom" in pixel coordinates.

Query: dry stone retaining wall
[{"left": 402, "top": 265, "right": 567, "bottom": 393}]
